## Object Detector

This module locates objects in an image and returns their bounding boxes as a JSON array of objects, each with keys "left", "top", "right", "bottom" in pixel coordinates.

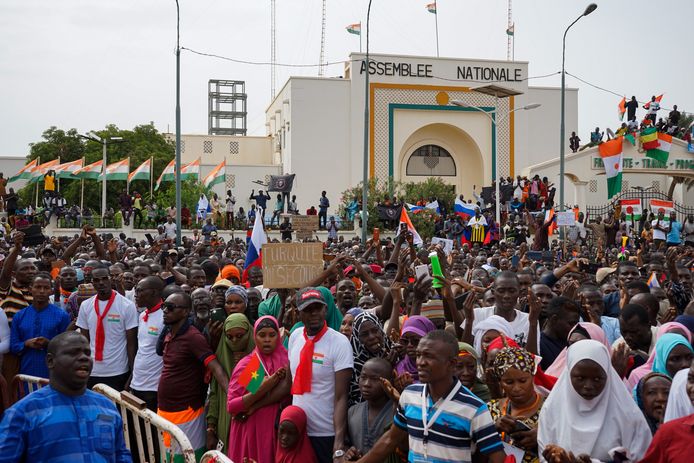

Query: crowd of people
[{"left": 0, "top": 194, "right": 694, "bottom": 463}]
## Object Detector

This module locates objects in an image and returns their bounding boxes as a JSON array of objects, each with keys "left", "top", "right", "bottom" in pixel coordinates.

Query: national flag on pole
[
  {"left": 646, "top": 133, "right": 672, "bottom": 163},
  {"left": 454, "top": 198, "right": 476, "bottom": 220},
  {"left": 99, "top": 158, "right": 130, "bottom": 181},
  {"left": 625, "top": 132, "right": 637, "bottom": 146},
  {"left": 128, "top": 158, "right": 152, "bottom": 184},
  {"left": 55, "top": 158, "right": 84, "bottom": 179},
  {"left": 643, "top": 94, "right": 663, "bottom": 110},
  {"left": 426, "top": 2, "right": 436, "bottom": 14},
  {"left": 620, "top": 199, "right": 642, "bottom": 222},
  {"left": 640, "top": 126, "right": 660, "bottom": 151},
  {"left": 407, "top": 203, "right": 424, "bottom": 214},
  {"left": 506, "top": 23, "right": 515, "bottom": 36},
  {"left": 74, "top": 160, "right": 104, "bottom": 180},
  {"left": 545, "top": 208, "right": 557, "bottom": 236},
  {"left": 647, "top": 272, "right": 661, "bottom": 289},
  {"left": 237, "top": 352, "right": 267, "bottom": 394},
  {"left": 618, "top": 97, "right": 626, "bottom": 120},
  {"left": 181, "top": 158, "right": 200, "bottom": 181},
  {"left": 346, "top": 23, "right": 361, "bottom": 35},
  {"left": 155, "top": 159, "right": 175, "bottom": 190},
  {"left": 397, "top": 207, "right": 423, "bottom": 246},
  {"left": 28, "top": 159, "right": 61, "bottom": 183},
  {"left": 8, "top": 159, "right": 38, "bottom": 183},
  {"left": 598, "top": 137, "right": 623, "bottom": 199},
  {"left": 243, "top": 207, "right": 268, "bottom": 280},
  {"left": 203, "top": 160, "right": 226, "bottom": 189},
  {"left": 649, "top": 199, "right": 674, "bottom": 221},
  {"left": 425, "top": 200, "right": 440, "bottom": 214}
]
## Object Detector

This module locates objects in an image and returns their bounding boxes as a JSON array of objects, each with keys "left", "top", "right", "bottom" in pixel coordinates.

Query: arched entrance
[{"left": 397, "top": 123, "right": 485, "bottom": 198}]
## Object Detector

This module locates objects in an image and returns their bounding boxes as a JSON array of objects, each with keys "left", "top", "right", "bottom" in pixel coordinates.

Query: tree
[{"left": 16, "top": 124, "right": 175, "bottom": 214}]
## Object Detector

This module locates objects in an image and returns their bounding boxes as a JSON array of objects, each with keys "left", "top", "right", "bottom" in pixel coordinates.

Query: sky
[{"left": 1, "top": 0, "right": 692, "bottom": 157}]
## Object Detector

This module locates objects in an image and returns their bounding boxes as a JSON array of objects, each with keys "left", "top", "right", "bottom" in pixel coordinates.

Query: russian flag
[
  {"left": 425, "top": 200, "right": 440, "bottom": 214},
  {"left": 407, "top": 203, "right": 425, "bottom": 214},
  {"left": 397, "top": 207, "right": 423, "bottom": 246},
  {"left": 455, "top": 198, "right": 476, "bottom": 220},
  {"left": 243, "top": 207, "right": 267, "bottom": 281}
]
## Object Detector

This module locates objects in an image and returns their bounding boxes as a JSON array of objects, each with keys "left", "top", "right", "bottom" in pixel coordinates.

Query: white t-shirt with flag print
[
  {"left": 288, "top": 326, "right": 353, "bottom": 436},
  {"left": 76, "top": 292, "right": 139, "bottom": 377}
]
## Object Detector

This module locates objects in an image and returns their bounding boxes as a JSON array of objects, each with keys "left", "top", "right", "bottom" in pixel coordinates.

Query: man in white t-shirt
[
  {"left": 651, "top": 209, "right": 669, "bottom": 248},
  {"left": 77, "top": 266, "right": 138, "bottom": 391},
  {"left": 163, "top": 217, "right": 177, "bottom": 240},
  {"left": 129, "top": 275, "right": 165, "bottom": 411},
  {"left": 462, "top": 271, "right": 540, "bottom": 352},
  {"left": 288, "top": 287, "right": 353, "bottom": 463}
]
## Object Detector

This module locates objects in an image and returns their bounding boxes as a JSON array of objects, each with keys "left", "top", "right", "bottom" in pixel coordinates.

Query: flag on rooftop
[
  {"left": 8, "top": 159, "right": 38, "bottom": 183},
  {"left": 426, "top": 2, "right": 436, "bottom": 14},
  {"left": 618, "top": 97, "right": 626, "bottom": 121},
  {"left": 506, "top": 23, "right": 515, "bottom": 36},
  {"left": 346, "top": 23, "right": 361, "bottom": 35},
  {"left": 646, "top": 133, "right": 672, "bottom": 164},
  {"left": 643, "top": 94, "right": 663, "bottom": 110},
  {"left": 598, "top": 137, "right": 623, "bottom": 199},
  {"left": 640, "top": 126, "right": 659, "bottom": 151}
]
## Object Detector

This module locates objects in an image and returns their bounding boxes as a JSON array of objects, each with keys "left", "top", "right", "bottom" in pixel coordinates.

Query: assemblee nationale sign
[
  {"left": 592, "top": 156, "right": 694, "bottom": 170},
  {"left": 359, "top": 59, "right": 523, "bottom": 82}
]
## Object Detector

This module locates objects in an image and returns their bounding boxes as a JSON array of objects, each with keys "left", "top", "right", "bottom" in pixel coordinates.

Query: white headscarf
[
  {"left": 472, "top": 315, "right": 513, "bottom": 357},
  {"left": 538, "top": 340, "right": 652, "bottom": 462},
  {"left": 663, "top": 367, "right": 694, "bottom": 423},
  {"left": 197, "top": 194, "right": 209, "bottom": 213}
]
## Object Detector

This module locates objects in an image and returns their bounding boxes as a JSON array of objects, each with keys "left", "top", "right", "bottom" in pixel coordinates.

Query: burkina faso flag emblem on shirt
[{"left": 238, "top": 352, "right": 266, "bottom": 394}]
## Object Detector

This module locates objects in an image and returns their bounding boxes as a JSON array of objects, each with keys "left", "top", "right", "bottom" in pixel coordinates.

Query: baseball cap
[
  {"left": 212, "top": 279, "right": 233, "bottom": 289},
  {"left": 295, "top": 287, "right": 327, "bottom": 311}
]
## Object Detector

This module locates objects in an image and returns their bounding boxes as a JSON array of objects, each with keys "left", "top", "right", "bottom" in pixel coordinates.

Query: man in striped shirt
[{"left": 356, "top": 330, "right": 505, "bottom": 463}]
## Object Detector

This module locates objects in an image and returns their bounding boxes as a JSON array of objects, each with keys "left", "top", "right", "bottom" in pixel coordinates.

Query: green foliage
[
  {"left": 338, "top": 178, "right": 402, "bottom": 230},
  {"left": 154, "top": 179, "right": 213, "bottom": 218},
  {"left": 17, "top": 124, "right": 175, "bottom": 214},
  {"left": 408, "top": 208, "right": 438, "bottom": 239},
  {"left": 400, "top": 177, "right": 456, "bottom": 207}
]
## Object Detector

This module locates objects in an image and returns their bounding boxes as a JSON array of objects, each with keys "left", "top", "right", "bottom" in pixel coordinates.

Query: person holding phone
[{"left": 487, "top": 346, "right": 545, "bottom": 463}]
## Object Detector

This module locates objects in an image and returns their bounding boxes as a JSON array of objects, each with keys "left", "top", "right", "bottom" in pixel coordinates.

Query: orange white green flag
[
  {"left": 237, "top": 352, "right": 267, "bottom": 394},
  {"left": 646, "top": 133, "right": 672, "bottom": 163},
  {"left": 8, "top": 159, "right": 38, "bottom": 183},
  {"left": 128, "top": 158, "right": 151, "bottom": 184},
  {"left": 203, "top": 160, "right": 226, "bottom": 188},
  {"left": 426, "top": 2, "right": 436, "bottom": 14},
  {"left": 28, "top": 159, "right": 61, "bottom": 183},
  {"left": 346, "top": 23, "right": 361, "bottom": 35},
  {"left": 74, "top": 160, "right": 104, "bottom": 180},
  {"left": 55, "top": 158, "right": 84, "bottom": 179},
  {"left": 99, "top": 158, "right": 130, "bottom": 181},
  {"left": 598, "top": 137, "right": 623, "bottom": 199},
  {"left": 181, "top": 157, "right": 200, "bottom": 180},
  {"left": 155, "top": 159, "right": 175, "bottom": 190}
]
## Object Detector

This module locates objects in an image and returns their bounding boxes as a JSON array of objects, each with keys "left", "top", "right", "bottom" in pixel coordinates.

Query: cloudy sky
[{"left": 1, "top": 0, "right": 691, "bottom": 157}]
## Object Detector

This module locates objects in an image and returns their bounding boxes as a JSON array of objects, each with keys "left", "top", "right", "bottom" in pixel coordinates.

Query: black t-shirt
[
  {"left": 279, "top": 222, "right": 292, "bottom": 240},
  {"left": 540, "top": 332, "right": 566, "bottom": 371}
]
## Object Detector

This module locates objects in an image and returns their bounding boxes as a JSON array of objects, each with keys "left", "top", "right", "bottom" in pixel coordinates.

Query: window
[
  {"left": 406, "top": 144, "right": 456, "bottom": 176},
  {"left": 589, "top": 180, "right": 598, "bottom": 193},
  {"left": 180, "top": 140, "right": 186, "bottom": 153},
  {"left": 229, "top": 141, "right": 239, "bottom": 154},
  {"left": 203, "top": 140, "right": 213, "bottom": 154}
]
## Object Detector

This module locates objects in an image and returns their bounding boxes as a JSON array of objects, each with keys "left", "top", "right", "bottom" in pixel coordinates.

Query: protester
[{"left": 276, "top": 405, "right": 319, "bottom": 463}]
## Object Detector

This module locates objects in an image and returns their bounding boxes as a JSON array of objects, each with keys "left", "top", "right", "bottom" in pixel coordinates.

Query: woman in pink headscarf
[
  {"left": 626, "top": 321, "right": 691, "bottom": 389},
  {"left": 226, "top": 315, "right": 290, "bottom": 462},
  {"left": 545, "top": 322, "right": 612, "bottom": 377}
]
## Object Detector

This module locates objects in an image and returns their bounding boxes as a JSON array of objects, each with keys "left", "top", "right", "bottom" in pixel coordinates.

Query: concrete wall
[
  {"left": 0, "top": 155, "right": 32, "bottom": 191},
  {"left": 166, "top": 133, "right": 274, "bottom": 165}
]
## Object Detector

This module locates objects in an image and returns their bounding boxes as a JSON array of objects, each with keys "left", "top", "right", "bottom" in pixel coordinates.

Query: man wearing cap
[{"left": 288, "top": 287, "right": 353, "bottom": 463}]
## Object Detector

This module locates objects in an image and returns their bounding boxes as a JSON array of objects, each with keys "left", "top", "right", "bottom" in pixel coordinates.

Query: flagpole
[
  {"left": 149, "top": 156, "right": 153, "bottom": 200},
  {"left": 80, "top": 179, "right": 84, "bottom": 212},
  {"left": 56, "top": 156, "right": 61, "bottom": 194},
  {"left": 359, "top": 22, "right": 362, "bottom": 53},
  {"left": 434, "top": 4, "right": 440, "bottom": 57},
  {"left": 34, "top": 156, "right": 40, "bottom": 208}
]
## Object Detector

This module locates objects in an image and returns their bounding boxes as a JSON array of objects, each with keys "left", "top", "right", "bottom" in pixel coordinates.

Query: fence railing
[
  {"left": 0, "top": 375, "right": 9, "bottom": 415},
  {"left": 10, "top": 374, "right": 49, "bottom": 403},
  {"left": 92, "top": 384, "right": 197, "bottom": 463},
  {"left": 201, "top": 450, "right": 235, "bottom": 462}
]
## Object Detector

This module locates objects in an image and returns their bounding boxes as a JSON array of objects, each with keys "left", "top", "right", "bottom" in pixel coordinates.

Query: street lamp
[
  {"left": 361, "top": 0, "right": 373, "bottom": 244},
  {"left": 174, "top": 0, "right": 182, "bottom": 245},
  {"left": 560, "top": 3, "right": 597, "bottom": 213},
  {"left": 79, "top": 133, "right": 124, "bottom": 222},
  {"left": 450, "top": 99, "right": 541, "bottom": 227}
]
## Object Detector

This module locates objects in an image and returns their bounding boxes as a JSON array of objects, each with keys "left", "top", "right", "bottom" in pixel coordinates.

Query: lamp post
[
  {"left": 361, "top": 0, "right": 373, "bottom": 244},
  {"left": 450, "top": 101, "right": 541, "bottom": 227},
  {"left": 174, "top": 0, "right": 182, "bottom": 245},
  {"left": 560, "top": 3, "right": 597, "bottom": 213},
  {"left": 79, "top": 133, "right": 124, "bottom": 222}
]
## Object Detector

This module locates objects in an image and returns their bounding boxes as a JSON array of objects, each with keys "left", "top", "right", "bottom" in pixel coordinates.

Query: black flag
[
  {"left": 268, "top": 174, "right": 295, "bottom": 193},
  {"left": 377, "top": 204, "right": 402, "bottom": 221}
]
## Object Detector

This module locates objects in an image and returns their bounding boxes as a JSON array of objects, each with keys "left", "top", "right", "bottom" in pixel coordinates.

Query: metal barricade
[
  {"left": 0, "top": 374, "right": 10, "bottom": 414},
  {"left": 10, "top": 374, "right": 49, "bottom": 403},
  {"left": 200, "top": 450, "right": 235, "bottom": 463},
  {"left": 93, "top": 384, "right": 197, "bottom": 463}
]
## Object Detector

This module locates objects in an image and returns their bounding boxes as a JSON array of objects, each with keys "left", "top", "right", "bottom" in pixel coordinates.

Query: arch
[
  {"left": 406, "top": 144, "right": 457, "bottom": 176},
  {"left": 397, "top": 123, "right": 485, "bottom": 195}
]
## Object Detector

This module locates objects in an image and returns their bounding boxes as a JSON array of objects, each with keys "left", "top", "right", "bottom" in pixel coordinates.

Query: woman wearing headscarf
[
  {"left": 225, "top": 285, "right": 252, "bottom": 321},
  {"left": 206, "top": 313, "right": 255, "bottom": 451},
  {"left": 626, "top": 322, "right": 692, "bottom": 389},
  {"left": 633, "top": 372, "right": 672, "bottom": 435},
  {"left": 227, "top": 315, "right": 290, "bottom": 462},
  {"left": 197, "top": 193, "right": 209, "bottom": 223},
  {"left": 276, "top": 405, "right": 318, "bottom": 463},
  {"left": 349, "top": 312, "right": 392, "bottom": 406},
  {"left": 457, "top": 342, "right": 491, "bottom": 402},
  {"left": 488, "top": 347, "right": 545, "bottom": 463},
  {"left": 649, "top": 333, "right": 693, "bottom": 378},
  {"left": 545, "top": 322, "right": 611, "bottom": 377},
  {"left": 340, "top": 307, "right": 363, "bottom": 340},
  {"left": 538, "top": 340, "right": 652, "bottom": 462},
  {"left": 259, "top": 286, "right": 343, "bottom": 335},
  {"left": 663, "top": 363, "right": 694, "bottom": 422},
  {"left": 394, "top": 315, "right": 436, "bottom": 383},
  {"left": 471, "top": 314, "right": 514, "bottom": 359}
]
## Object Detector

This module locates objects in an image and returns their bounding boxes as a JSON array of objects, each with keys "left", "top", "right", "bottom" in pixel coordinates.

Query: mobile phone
[
  {"left": 454, "top": 292, "right": 471, "bottom": 311},
  {"left": 511, "top": 255, "right": 520, "bottom": 268},
  {"left": 145, "top": 233, "right": 154, "bottom": 245},
  {"left": 526, "top": 251, "right": 542, "bottom": 262},
  {"left": 512, "top": 420, "right": 532, "bottom": 433},
  {"left": 211, "top": 308, "right": 227, "bottom": 323},
  {"left": 414, "top": 264, "right": 429, "bottom": 280}
]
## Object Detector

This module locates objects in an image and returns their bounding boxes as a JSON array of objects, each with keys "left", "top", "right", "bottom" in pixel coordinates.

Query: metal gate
[{"left": 586, "top": 189, "right": 694, "bottom": 222}]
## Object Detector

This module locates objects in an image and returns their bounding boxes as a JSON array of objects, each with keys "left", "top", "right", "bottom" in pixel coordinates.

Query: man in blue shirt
[
  {"left": 318, "top": 190, "right": 330, "bottom": 230},
  {"left": 0, "top": 330, "right": 132, "bottom": 462},
  {"left": 354, "top": 330, "right": 505, "bottom": 463},
  {"left": 10, "top": 272, "right": 70, "bottom": 379},
  {"left": 667, "top": 211, "right": 682, "bottom": 247}
]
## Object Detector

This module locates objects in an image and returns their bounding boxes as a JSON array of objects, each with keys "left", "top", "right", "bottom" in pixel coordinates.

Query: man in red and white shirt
[{"left": 76, "top": 265, "right": 138, "bottom": 391}]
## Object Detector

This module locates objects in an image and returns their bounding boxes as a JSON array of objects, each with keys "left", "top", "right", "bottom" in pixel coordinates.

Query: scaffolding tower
[{"left": 208, "top": 80, "right": 247, "bottom": 136}]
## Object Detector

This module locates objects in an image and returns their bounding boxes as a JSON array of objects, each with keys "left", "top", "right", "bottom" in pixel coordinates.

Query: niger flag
[{"left": 599, "top": 137, "right": 623, "bottom": 199}]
